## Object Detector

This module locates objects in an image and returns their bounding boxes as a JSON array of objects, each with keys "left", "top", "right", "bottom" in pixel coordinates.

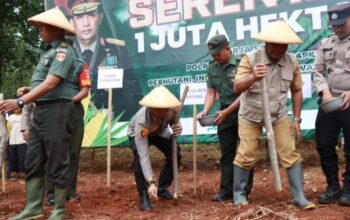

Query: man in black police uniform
[
  {"left": 127, "top": 86, "right": 182, "bottom": 211},
  {"left": 313, "top": 3, "right": 350, "bottom": 206},
  {"left": 66, "top": 0, "right": 142, "bottom": 121},
  {"left": 0, "top": 7, "right": 80, "bottom": 220}
]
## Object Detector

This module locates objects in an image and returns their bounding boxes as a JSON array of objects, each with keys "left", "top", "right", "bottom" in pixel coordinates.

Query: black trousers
[
  {"left": 46, "top": 102, "right": 84, "bottom": 198},
  {"left": 217, "top": 111, "right": 239, "bottom": 194},
  {"left": 25, "top": 102, "right": 73, "bottom": 189},
  {"left": 68, "top": 103, "right": 84, "bottom": 196},
  {"left": 8, "top": 143, "right": 27, "bottom": 173},
  {"left": 316, "top": 107, "right": 350, "bottom": 187},
  {"left": 129, "top": 136, "right": 181, "bottom": 193}
]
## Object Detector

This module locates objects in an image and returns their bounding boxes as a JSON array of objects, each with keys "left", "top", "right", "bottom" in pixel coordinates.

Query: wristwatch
[
  {"left": 148, "top": 180, "right": 156, "bottom": 186},
  {"left": 293, "top": 117, "right": 302, "bottom": 123},
  {"left": 16, "top": 98, "right": 25, "bottom": 109}
]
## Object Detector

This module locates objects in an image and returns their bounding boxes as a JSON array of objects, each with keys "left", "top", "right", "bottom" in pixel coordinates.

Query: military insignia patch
[
  {"left": 331, "top": 13, "right": 338, "bottom": 20},
  {"left": 56, "top": 52, "right": 66, "bottom": 62},
  {"left": 140, "top": 128, "right": 149, "bottom": 138}
]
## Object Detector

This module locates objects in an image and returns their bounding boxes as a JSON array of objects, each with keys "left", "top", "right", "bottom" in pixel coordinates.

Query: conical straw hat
[
  {"left": 139, "top": 86, "right": 181, "bottom": 108},
  {"left": 253, "top": 19, "right": 302, "bottom": 44},
  {"left": 27, "top": 7, "right": 75, "bottom": 35}
]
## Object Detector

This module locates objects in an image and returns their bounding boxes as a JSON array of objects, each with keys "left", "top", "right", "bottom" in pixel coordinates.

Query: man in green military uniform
[
  {"left": 197, "top": 35, "right": 253, "bottom": 202},
  {"left": 0, "top": 7, "right": 80, "bottom": 220},
  {"left": 46, "top": 59, "right": 90, "bottom": 205}
]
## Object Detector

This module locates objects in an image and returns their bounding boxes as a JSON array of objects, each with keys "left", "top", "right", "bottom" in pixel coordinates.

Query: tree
[{"left": 0, "top": 0, "right": 44, "bottom": 99}]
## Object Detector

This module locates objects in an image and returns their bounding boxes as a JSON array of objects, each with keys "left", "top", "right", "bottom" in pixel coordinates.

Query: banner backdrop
[{"left": 48, "top": 0, "right": 343, "bottom": 147}]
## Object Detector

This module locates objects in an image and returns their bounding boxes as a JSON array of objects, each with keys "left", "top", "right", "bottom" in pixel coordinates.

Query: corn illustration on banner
[{"left": 48, "top": 0, "right": 340, "bottom": 147}]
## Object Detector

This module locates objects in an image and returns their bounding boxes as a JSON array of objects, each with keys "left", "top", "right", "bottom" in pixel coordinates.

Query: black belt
[{"left": 34, "top": 99, "right": 70, "bottom": 107}]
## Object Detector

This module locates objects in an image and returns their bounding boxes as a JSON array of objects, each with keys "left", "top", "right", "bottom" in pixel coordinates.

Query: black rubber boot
[
  {"left": 139, "top": 190, "right": 153, "bottom": 211},
  {"left": 134, "top": 170, "right": 153, "bottom": 211}
]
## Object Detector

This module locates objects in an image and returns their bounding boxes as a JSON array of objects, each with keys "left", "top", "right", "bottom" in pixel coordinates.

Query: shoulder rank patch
[
  {"left": 140, "top": 127, "right": 149, "bottom": 138},
  {"left": 55, "top": 48, "right": 67, "bottom": 62}
]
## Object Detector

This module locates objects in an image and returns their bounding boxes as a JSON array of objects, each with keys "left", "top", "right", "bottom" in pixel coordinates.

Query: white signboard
[
  {"left": 181, "top": 83, "right": 207, "bottom": 105},
  {"left": 97, "top": 68, "right": 124, "bottom": 89}
]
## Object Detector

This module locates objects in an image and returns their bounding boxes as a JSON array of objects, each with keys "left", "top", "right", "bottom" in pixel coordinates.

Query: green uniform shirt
[
  {"left": 206, "top": 54, "right": 240, "bottom": 106},
  {"left": 30, "top": 38, "right": 77, "bottom": 101}
]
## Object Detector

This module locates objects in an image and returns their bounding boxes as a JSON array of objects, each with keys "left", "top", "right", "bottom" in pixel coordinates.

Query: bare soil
[{"left": 1, "top": 141, "right": 349, "bottom": 220}]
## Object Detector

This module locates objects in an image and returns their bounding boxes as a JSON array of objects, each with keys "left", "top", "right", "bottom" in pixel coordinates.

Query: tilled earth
[{"left": 1, "top": 141, "right": 350, "bottom": 220}]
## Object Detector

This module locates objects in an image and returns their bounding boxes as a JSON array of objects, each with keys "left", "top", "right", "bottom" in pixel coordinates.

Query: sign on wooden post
[
  {"left": 181, "top": 83, "right": 207, "bottom": 196},
  {"left": 98, "top": 68, "right": 124, "bottom": 188}
]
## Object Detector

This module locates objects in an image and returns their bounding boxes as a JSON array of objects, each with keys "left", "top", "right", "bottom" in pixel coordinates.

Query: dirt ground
[{"left": 1, "top": 141, "right": 350, "bottom": 220}]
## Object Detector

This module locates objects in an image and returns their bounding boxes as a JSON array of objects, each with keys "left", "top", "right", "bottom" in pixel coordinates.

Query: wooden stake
[
  {"left": 1, "top": 162, "right": 5, "bottom": 193},
  {"left": 107, "top": 88, "right": 112, "bottom": 188},
  {"left": 172, "top": 85, "right": 189, "bottom": 200},
  {"left": 192, "top": 104, "right": 197, "bottom": 197}
]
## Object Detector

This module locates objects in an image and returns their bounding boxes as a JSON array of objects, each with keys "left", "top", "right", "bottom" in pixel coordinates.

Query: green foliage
[
  {"left": 0, "top": 0, "right": 44, "bottom": 98},
  {"left": 92, "top": 111, "right": 129, "bottom": 147}
]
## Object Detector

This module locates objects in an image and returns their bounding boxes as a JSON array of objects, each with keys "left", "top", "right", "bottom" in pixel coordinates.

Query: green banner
[{"left": 49, "top": 0, "right": 340, "bottom": 147}]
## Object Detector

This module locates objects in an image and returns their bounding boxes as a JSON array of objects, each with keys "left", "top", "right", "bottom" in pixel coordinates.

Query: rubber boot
[
  {"left": 139, "top": 190, "right": 153, "bottom": 211},
  {"left": 287, "top": 163, "right": 315, "bottom": 210},
  {"left": 48, "top": 187, "right": 68, "bottom": 220},
  {"left": 233, "top": 165, "right": 250, "bottom": 206},
  {"left": 134, "top": 171, "right": 153, "bottom": 211},
  {"left": 9, "top": 178, "right": 44, "bottom": 220}
]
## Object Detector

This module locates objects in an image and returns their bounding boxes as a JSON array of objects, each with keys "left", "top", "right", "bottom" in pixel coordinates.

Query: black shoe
[
  {"left": 338, "top": 190, "right": 350, "bottom": 206},
  {"left": 157, "top": 189, "right": 173, "bottom": 200},
  {"left": 46, "top": 198, "right": 55, "bottom": 206},
  {"left": 67, "top": 193, "right": 81, "bottom": 202},
  {"left": 140, "top": 191, "right": 153, "bottom": 211},
  {"left": 211, "top": 192, "right": 232, "bottom": 202},
  {"left": 319, "top": 185, "right": 341, "bottom": 204}
]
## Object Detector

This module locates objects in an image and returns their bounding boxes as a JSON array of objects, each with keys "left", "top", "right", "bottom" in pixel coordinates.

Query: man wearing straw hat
[
  {"left": 197, "top": 35, "right": 254, "bottom": 202},
  {"left": 127, "top": 86, "right": 182, "bottom": 211},
  {"left": 232, "top": 19, "right": 315, "bottom": 209},
  {"left": 0, "top": 7, "right": 80, "bottom": 220},
  {"left": 313, "top": 3, "right": 350, "bottom": 206}
]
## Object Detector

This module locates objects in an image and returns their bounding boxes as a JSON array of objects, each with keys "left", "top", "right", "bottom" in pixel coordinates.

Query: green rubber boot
[
  {"left": 9, "top": 178, "right": 44, "bottom": 220},
  {"left": 48, "top": 187, "right": 68, "bottom": 220},
  {"left": 233, "top": 165, "right": 250, "bottom": 206},
  {"left": 287, "top": 163, "right": 316, "bottom": 210}
]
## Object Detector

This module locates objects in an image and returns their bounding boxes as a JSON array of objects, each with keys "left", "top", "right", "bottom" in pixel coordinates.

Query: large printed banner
[{"left": 48, "top": 0, "right": 343, "bottom": 147}]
